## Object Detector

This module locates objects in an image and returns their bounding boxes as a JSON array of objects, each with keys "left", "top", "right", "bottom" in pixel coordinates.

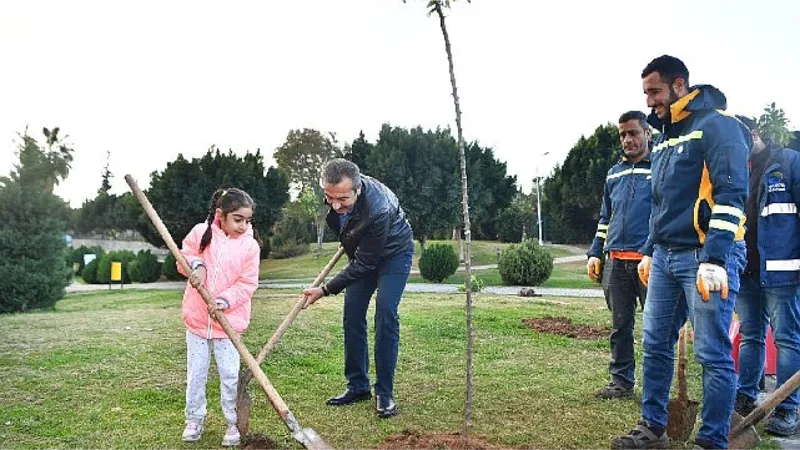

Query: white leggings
[{"left": 185, "top": 331, "right": 240, "bottom": 424}]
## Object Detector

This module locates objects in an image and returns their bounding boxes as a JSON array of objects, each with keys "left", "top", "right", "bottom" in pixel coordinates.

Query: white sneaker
[
  {"left": 182, "top": 421, "right": 204, "bottom": 442},
  {"left": 222, "top": 424, "right": 241, "bottom": 446}
]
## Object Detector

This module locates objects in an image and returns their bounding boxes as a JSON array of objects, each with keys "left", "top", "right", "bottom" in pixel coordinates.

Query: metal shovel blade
[
  {"left": 666, "top": 397, "right": 699, "bottom": 442},
  {"left": 728, "top": 411, "right": 760, "bottom": 449},
  {"left": 666, "top": 324, "right": 698, "bottom": 441},
  {"left": 236, "top": 373, "right": 254, "bottom": 436},
  {"left": 294, "top": 427, "right": 334, "bottom": 450}
]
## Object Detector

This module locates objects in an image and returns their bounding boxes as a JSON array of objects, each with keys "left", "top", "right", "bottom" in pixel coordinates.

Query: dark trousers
[
  {"left": 343, "top": 251, "right": 413, "bottom": 398},
  {"left": 602, "top": 257, "right": 647, "bottom": 388}
]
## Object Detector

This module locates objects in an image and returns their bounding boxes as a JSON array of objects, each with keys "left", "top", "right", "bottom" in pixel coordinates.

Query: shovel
[
  {"left": 125, "top": 175, "right": 334, "bottom": 450},
  {"left": 666, "top": 324, "right": 699, "bottom": 442},
  {"left": 237, "top": 246, "right": 345, "bottom": 435},
  {"left": 728, "top": 368, "right": 800, "bottom": 449}
]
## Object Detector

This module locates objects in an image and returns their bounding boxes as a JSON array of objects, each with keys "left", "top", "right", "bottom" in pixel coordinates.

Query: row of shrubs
[
  {"left": 66, "top": 245, "right": 187, "bottom": 284},
  {"left": 418, "top": 239, "right": 553, "bottom": 286}
]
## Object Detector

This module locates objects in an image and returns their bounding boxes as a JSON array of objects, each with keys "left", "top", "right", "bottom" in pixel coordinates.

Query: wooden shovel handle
[
  {"left": 732, "top": 368, "right": 800, "bottom": 435},
  {"left": 253, "top": 247, "right": 345, "bottom": 365},
  {"left": 676, "top": 324, "right": 689, "bottom": 401},
  {"left": 125, "top": 175, "right": 306, "bottom": 436}
]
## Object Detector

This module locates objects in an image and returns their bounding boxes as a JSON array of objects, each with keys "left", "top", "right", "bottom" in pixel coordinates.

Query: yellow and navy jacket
[
  {"left": 640, "top": 85, "right": 752, "bottom": 266},
  {"left": 752, "top": 144, "right": 800, "bottom": 287},
  {"left": 587, "top": 154, "right": 652, "bottom": 259}
]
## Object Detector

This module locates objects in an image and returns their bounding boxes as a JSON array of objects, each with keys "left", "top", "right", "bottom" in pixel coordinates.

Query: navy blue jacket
[
  {"left": 751, "top": 145, "right": 800, "bottom": 287},
  {"left": 641, "top": 85, "right": 752, "bottom": 266},
  {"left": 588, "top": 154, "right": 652, "bottom": 259},
  {"left": 324, "top": 175, "right": 414, "bottom": 295}
]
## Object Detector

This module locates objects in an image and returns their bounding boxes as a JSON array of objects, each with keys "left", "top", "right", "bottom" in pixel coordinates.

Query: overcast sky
[{"left": 2, "top": 0, "right": 798, "bottom": 207}]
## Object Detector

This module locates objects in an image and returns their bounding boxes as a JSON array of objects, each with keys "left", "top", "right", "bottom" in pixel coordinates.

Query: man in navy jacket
[
  {"left": 587, "top": 110, "right": 652, "bottom": 399},
  {"left": 733, "top": 116, "right": 800, "bottom": 436},
  {"left": 613, "top": 55, "right": 751, "bottom": 450}
]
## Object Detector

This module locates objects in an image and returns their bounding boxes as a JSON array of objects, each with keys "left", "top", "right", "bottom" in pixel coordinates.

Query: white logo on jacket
[{"left": 768, "top": 182, "right": 786, "bottom": 193}]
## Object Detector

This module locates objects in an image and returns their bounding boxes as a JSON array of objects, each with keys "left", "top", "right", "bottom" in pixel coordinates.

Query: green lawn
[
  {"left": 544, "top": 262, "right": 598, "bottom": 290},
  {"left": 407, "top": 261, "right": 596, "bottom": 290},
  {"left": 0, "top": 289, "right": 778, "bottom": 449},
  {"left": 407, "top": 268, "right": 505, "bottom": 286},
  {"left": 260, "top": 241, "right": 581, "bottom": 280}
]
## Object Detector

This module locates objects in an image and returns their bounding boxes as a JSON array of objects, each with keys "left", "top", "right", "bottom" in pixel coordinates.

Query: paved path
[
  {"left": 68, "top": 250, "right": 590, "bottom": 295},
  {"left": 256, "top": 280, "right": 603, "bottom": 298},
  {"left": 66, "top": 279, "right": 603, "bottom": 298}
]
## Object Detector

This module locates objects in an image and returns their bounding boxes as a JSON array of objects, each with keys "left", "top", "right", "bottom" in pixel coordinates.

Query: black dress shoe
[
  {"left": 376, "top": 395, "right": 398, "bottom": 418},
  {"left": 326, "top": 389, "right": 371, "bottom": 406}
]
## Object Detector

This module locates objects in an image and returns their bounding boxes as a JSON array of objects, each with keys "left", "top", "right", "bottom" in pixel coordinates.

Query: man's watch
[{"left": 321, "top": 284, "right": 331, "bottom": 296}]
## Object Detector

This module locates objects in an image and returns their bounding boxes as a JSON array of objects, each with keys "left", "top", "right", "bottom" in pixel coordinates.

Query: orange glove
[
  {"left": 637, "top": 256, "right": 652, "bottom": 286},
  {"left": 587, "top": 257, "right": 602, "bottom": 281}
]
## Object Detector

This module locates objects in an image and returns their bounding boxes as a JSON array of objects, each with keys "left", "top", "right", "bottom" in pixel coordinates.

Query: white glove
[
  {"left": 587, "top": 257, "right": 602, "bottom": 281},
  {"left": 696, "top": 263, "right": 729, "bottom": 301},
  {"left": 637, "top": 256, "right": 652, "bottom": 286}
]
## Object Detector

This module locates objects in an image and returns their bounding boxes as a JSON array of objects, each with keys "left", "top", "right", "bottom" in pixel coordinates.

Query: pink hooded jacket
[{"left": 178, "top": 219, "right": 260, "bottom": 339}]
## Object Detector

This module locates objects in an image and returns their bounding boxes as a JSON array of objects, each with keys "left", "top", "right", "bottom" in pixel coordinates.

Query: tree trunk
[
  {"left": 434, "top": 1, "right": 474, "bottom": 438},
  {"left": 457, "top": 228, "right": 464, "bottom": 262},
  {"left": 315, "top": 214, "right": 325, "bottom": 253},
  {"left": 419, "top": 235, "right": 427, "bottom": 253},
  {"left": 450, "top": 228, "right": 464, "bottom": 261}
]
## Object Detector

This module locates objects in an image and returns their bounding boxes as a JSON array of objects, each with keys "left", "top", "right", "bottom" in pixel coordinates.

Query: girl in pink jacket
[{"left": 178, "top": 188, "right": 261, "bottom": 447}]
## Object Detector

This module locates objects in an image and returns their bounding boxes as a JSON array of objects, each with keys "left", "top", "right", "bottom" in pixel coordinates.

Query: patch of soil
[
  {"left": 240, "top": 433, "right": 279, "bottom": 450},
  {"left": 522, "top": 316, "right": 610, "bottom": 340},
  {"left": 378, "top": 430, "right": 503, "bottom": 450}
]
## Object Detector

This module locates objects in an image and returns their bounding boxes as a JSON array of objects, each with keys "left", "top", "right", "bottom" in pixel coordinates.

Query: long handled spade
[
  {"left": 237, "top": 246, "right": 345, "bottom": 435},
  {"left": 125, "top": 175, "right": 333, "bottom": 450},
  {"left": 728, "top": 368, "right": 800, "bottom": 449},
  {"left": 666, "top": 324, "right": 699, "bottom": 441}
]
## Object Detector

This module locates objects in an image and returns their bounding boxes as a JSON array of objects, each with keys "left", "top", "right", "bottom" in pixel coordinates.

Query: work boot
[
  {"left": 611, "top": 420, "right": 670, "bottom": 449},
  {"left": 765, "top": 407, "right": 799, "bottom": 437},
  {"left": 222, "top": 423, "right": 240, "bottom": 446},
  {"left": 594, "top": 381, "right": 634, "bottom": 399},
  {"left": 181, "top": 420, "right": 204, "bottom": 442},
  {"left": 734, "top": 392, "right": 756, "bottom": 417}
]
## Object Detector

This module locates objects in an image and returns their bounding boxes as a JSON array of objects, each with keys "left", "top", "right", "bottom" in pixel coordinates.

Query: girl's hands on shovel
[
  {"left": 208, "top": 299, "right": 229, "bottom": 314},
  {"left": 189, "top": 266, "right": 207, "bottom": 289}
]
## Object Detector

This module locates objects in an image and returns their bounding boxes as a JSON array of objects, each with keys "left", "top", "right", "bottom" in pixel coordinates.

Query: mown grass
[
  {"left": 0, "top": 289, "right": 777, "bottom": 449},
  {"left": 259, "top": 241, "right": 579, "bottom": 280},
  {"left": 406, "top": 261, "right": 596, "bottom": 290}
]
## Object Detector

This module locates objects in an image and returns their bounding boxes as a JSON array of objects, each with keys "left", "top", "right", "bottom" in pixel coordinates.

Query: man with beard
[
  {"left": 587, "top": 110, "right": 652, "bottom": 400},
  {"left": 612, "top": 55, "right": 751, "bottom": 449}
]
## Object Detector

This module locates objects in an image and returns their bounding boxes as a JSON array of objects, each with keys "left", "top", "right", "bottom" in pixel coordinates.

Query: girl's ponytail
[{"left": 199, "top": 189, "right": 225, "bottom": 253}]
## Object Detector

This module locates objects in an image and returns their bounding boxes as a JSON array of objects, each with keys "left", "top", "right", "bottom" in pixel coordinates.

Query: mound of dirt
[
  {"left": 240, "top": 433, "right": 279, "bottom": 450},
  {"left": 522, "top": 316, "right": 610, "bottom": 340},
  {"left": 378, "top": 430, "right": 503, "bottom": 450}
]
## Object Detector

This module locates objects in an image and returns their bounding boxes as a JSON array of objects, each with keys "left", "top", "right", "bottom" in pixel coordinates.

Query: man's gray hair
[{"left": 322, "top": 158, "right": 362, "bottom": 190}]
